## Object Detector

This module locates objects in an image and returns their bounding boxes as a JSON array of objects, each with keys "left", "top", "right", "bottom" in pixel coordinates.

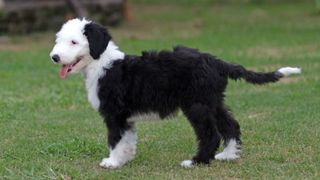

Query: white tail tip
[{"left": 277, "top": 67, "right": 301, "bottom": 77}]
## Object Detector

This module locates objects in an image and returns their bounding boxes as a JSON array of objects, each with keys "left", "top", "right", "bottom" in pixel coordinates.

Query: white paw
[
  {"left": 99, "top": 158, "right": 121, "bottom": 169},
  {"left": 215, "top": 139, "right": 241, "bottom": 161},
  {"left": 180, "top": 160, "right": 194, "bottom": 168},
  {"left": 215, "top": 151, "right": 240, "bottom": 161}
]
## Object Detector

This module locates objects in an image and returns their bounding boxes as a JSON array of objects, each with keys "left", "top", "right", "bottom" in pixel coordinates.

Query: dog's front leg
[{"left": 100, "top": 119, "right": 137, "bottom": 169}]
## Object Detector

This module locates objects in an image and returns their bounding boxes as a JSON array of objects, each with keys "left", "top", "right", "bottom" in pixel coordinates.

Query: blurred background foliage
[
  {"left": 134, "top": 0, "right": 314, "bottom": 4},
  {"left": 0, "top": 0, "right": 319, "bottom": 35}
]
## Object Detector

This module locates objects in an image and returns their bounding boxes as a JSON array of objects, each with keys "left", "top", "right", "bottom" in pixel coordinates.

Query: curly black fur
[{"left": 97, "top": 45, "right": 283, "bottom": 164}]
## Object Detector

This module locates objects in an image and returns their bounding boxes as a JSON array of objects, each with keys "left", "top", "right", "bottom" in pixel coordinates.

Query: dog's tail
[
  {"left": 217, "top": 61, "right": 301, "bottom": 84},
  {"left": 173, "top": 46, "right": 301, "bottom": 85}
]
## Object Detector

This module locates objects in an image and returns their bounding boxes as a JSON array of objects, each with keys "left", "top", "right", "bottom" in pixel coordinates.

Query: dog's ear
[{"left": 84, "top": 22, "right": 112, "bottom": 60}]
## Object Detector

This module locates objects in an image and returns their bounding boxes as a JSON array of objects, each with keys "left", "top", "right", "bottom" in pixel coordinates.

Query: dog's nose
[{"left": 51, "top": 54, "right": 60, "bottom": 63}]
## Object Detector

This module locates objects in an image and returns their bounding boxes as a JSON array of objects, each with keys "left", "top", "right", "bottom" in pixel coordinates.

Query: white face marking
[
  {"left": 50, "top": 18, "right": 125, "bottom": 111},
  {"left": 99, "top": 129, "right": 137, "bottom": 169},
  {"left": 215, "top": 139, "right": 241, "bottom": 161},
  {"left": 50, "top": 18, "right": 92, "bottom": 74}
]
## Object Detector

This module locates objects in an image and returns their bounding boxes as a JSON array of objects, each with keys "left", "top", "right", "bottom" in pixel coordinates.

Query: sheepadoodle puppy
[{"left": 50, "top": 18, "right": 301, "bottom": 168}]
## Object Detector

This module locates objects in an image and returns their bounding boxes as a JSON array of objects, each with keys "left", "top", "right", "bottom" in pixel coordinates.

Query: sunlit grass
[{"left": 0, "top": 1, "right": 319, "bottom": 179}]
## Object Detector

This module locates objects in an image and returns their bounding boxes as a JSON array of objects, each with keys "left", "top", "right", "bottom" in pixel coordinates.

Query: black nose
[{"left": 51, "top": 54, "right": 60, "bottom": 63}]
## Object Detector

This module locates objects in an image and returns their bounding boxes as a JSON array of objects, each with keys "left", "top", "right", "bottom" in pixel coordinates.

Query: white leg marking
[
  {"left": 181, "top": 160, "right": 194, "bottom": 168},
  {"left": 100, "top": 129, "right": 137, "bottom": 169},
  {"left": 277, "top": 67, "right": 301, "bottom": 77},
  {"left": 215, "top": 139, "right": 241, "bottom": 161}
]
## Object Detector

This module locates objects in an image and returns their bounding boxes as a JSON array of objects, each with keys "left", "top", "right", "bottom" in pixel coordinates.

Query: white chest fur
[
  {"left": 85, "top": 68, "right": 101, "bottom": 111},
  {"left": 83, "top": 41, "right": 125, "bottom": 111}
]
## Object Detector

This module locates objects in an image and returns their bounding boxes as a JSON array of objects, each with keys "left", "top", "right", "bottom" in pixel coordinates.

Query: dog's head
[{"left": 50, "top": 18, "right": 112, "bottom": 79}]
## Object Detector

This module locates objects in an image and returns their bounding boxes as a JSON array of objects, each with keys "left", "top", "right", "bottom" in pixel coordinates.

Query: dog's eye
[{"left": 71, "top": 40, "right": 78, "bottom": 45}]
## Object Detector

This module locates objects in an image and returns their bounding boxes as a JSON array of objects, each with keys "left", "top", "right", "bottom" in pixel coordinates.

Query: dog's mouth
[{"left": 59, "top": 57, "right": 83, "bottom": 79}]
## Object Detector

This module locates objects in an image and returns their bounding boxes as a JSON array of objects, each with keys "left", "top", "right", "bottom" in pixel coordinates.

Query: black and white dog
[{"left": 50, "top": 18, "right": 301, "bottom": 168}]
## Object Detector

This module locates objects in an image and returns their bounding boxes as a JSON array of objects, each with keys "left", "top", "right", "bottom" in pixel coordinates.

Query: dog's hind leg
[
  {"left": 215, "top": 105, "right": 241, "bottom": 161},
  {"left": 181, "top": 104, "right": 221, "bottom": 168},
  {"left": 100, "top": 115, "right": 137, "bottom": 169}
]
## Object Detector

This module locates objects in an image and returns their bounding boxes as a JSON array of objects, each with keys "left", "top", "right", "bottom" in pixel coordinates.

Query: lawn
[{"left": 1, "top": 1, "right": 320, "bottom": 179}]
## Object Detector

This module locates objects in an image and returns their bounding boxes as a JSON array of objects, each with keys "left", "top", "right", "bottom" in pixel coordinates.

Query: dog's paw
[
  {"left": 180, "top": 160, "right": 194, "bottom": 168},
  {"left": 214, "top": 151, "right": 240, "bottom": 161},
  {"left": 215, "top": 139, "right": 241, "bottom": 161},
  {"left": 99, "top": 158, "right": 121, "bottom": 169}
]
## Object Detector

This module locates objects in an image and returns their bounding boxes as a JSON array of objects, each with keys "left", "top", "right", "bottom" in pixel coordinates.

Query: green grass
[{"left": 1, "top": 1, "right": 320, "bottom": 179}]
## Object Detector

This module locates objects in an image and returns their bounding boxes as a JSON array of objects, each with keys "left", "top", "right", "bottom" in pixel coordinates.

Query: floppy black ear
[{"left": 84, "top": 22, "right": 112, "bottom": 60}]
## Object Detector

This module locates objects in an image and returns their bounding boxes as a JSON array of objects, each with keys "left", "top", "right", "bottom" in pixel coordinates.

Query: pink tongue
[{"left": 59, "top": 65, "right": 72, "bottom": 79}]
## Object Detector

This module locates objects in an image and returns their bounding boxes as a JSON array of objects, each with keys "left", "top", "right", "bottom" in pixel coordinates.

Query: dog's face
[{"left": 50, "top": 18, "right": 111, "bottom": 79}]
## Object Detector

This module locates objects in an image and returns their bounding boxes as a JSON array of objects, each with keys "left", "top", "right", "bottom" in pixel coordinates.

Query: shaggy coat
[{"left": 50, "top": 18, "right": 301, "bottom": 168}]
